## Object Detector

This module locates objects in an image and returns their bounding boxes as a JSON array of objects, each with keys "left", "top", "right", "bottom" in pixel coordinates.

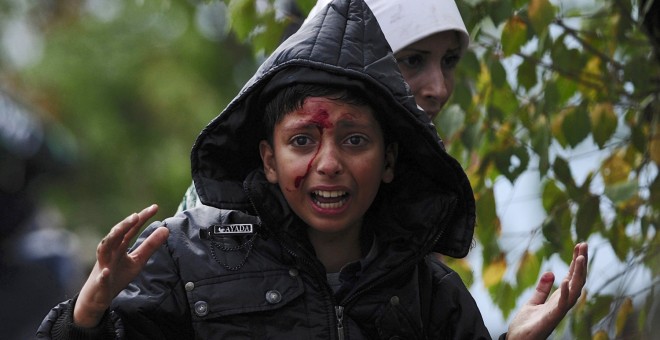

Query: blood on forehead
[
  {"left": 289, "top": 101, "right": 362, "bottom": 190},
  {"left": 293, "top": 107, "right": 332, "bottom": 189},
  {"left": 308, "top": 109, "right": 332, "bottom": 129}
]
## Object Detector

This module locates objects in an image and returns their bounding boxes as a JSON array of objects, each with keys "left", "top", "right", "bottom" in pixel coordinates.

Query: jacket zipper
[
  {"left": 335, "top": 305, "right": 345, "bottom": 340},
  {"left": 340, "top": 197, "right": 458, "bottom": 310},
  {"left": 245, "top": 181, "right": 343, "bottom": 338}
]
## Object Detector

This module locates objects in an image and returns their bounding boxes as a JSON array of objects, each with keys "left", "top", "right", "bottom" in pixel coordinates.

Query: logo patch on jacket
[{"left": 213, "top": 224, "right": 254, "bottom": 235}]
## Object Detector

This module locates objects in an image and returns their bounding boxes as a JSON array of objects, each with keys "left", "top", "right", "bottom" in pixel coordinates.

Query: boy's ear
[
  {"left": 382, "top": 143, "right": 398, "bottom": 184},
  {"left": 259, "top": 140, "right": 279, "bottom": 184}
]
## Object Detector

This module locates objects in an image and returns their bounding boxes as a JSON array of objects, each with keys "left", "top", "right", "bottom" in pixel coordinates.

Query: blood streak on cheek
[{"left": 293, "top": 110, "right": 332, "bottom": 189}]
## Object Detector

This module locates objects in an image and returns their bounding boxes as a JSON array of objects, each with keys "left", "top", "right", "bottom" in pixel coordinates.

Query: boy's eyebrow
[
  {"left": 336, "top": 119, "right": 375, "bottom": 129},
  {"left": 279, "top": 114, "right": 375, "bottom": 131},
  {"left": 280, "top": 121, "right": 325, "bottom": 132}
]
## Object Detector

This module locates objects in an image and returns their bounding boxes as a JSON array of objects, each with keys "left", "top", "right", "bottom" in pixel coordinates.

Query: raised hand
[
  {"left": 506, "top": 242, "right": 588, "bottom": 340},
  {"left": 73, "top": 204, "right": 170, "bottom": 328}
]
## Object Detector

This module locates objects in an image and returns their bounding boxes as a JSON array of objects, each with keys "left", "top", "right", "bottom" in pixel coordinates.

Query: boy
[{"left": 38, "top": 0, "right": 586, "bottom": 338}]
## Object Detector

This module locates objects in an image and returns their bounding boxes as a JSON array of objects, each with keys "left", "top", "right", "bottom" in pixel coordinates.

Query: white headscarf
[{"left": 305, "top": 0, "right": 469, "bottom": 54}]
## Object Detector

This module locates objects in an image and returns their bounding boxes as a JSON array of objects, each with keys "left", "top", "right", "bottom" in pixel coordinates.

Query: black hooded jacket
[{"left": 37, "top": 0, "right": 490, "bottom": 338}]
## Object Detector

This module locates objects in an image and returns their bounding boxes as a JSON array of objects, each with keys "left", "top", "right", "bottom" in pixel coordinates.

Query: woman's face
[{"left": 394, "top": 31, "right": 462, "bottom": 120}]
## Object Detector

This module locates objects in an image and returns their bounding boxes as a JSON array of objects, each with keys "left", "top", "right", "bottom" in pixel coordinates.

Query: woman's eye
[
  {"left": 397, "top": 54, "right": 424, "bottom": 69},
  {"left": 442, "top": 54, "right": 461, "bottom": 70}
]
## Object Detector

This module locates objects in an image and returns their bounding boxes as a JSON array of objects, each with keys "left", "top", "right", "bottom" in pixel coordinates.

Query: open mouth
[{"left": 311, "top": 190, "right": 349, "bottom": 209}]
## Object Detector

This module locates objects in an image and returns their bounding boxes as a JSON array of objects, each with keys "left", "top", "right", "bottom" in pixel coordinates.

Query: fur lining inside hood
[{"left": 190, "top": 0, "right": 475, "bottom": 258}]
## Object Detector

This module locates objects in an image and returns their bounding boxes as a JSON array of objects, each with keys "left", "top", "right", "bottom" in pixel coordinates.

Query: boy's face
[{"left": 259, "top": 97, "right": 397, "bottom": 236}]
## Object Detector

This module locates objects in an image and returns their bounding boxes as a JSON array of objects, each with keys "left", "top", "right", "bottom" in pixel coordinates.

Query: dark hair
[{"left": 262, "top": 84, "right": 391, "bottom": 145}]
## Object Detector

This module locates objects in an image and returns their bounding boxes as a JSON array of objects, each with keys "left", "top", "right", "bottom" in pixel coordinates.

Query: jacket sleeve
[
  {"left": 425, "top": 257, "right": 493, "bottom": 340},
  {"left": 35, "top": 297, "right": 121, "bottom": 340},
  {"left": 36, "top": 221, "right": 193, "bottom": 339}
]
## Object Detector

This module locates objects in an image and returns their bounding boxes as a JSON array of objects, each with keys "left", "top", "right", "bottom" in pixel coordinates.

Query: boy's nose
[{"left": 315, "top": 143, "right": 343, "bottom": 177}]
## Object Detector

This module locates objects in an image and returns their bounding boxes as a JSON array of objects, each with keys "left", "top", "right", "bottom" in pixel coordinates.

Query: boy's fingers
[
  {"left": 568, "top": 255, "right": 587, "bottom": 302},
  {"left": 123, "top": 204, "right": 159, "bottom": 245},
  {"left": 97, "top": 205, "right": 159, "bottom": 264},
  {"left": 566, "top": 243, "right": 581, "bottom": 278},
  {"left": 130, "top": 226, "right": 169, "bottom": 266},
  {"left": 557, "top": 278, "right": 570, "bottom": 310},
  {"left": 138, "top": 204, "right": 159, "bottom": 220},
  {"left": 578, "top": 242, "right": 588, "bottom": 265},
  {"left": 527, "top": 272, "right": 554, "bottom": 306},
  {"left": 96, "top": 214, "right": 136, "bottom": 265}
]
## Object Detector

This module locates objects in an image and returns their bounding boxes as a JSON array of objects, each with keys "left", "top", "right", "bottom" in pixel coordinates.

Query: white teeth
[
  {"left": 313, "top": 190, "right": 346, "bottom": 198},
  {"left": 312, "top": 190, "right": 348, "bottom": 209},
  {"left": 317, "top": 202, "right": 344, "bottom": 209}
]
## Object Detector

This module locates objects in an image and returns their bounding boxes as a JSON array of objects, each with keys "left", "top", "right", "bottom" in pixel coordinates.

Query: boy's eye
[
  {"left": 291, "top": 135, "right": 313, "bottom": 146},
  {"left": 345, "top": 135, "right": 367, "bottom": 146}
]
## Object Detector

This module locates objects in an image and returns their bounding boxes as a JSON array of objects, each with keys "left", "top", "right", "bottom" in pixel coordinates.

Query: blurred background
[{"left": 1, "top": 0, "right": 658, "bottom": 338}]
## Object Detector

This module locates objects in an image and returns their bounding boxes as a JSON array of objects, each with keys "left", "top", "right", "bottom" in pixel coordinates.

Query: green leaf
[
  {"left": 604, "top": 180, "right": 638, "bottom": 204},
  {"left": 476, "top": 187, "right": 502, "bottom": 261},
  {"left": 542, "top": 214, "right": 563, "bottom": 252},
  {"left": 495, "top": 145, "right": 530, "bottom": 183},
  {"left": 251, "top": 9, "right": 287, "bottom": 54},
  {"left": 516, "top": 250, "right": 541, "bottom": 289},
  {"left": 517, "top": 57, "right": 537, "bottom": 91},
  {"left": 552, "top": 156, "right": 576, "bottom": 189},
  {"left": 542, "top": 203, "right": 573, "bottom": 259},
  {"left": 483, "top": 254, "right": 507, "bottom": 288},
  {"left": 542, "top": 81, "right": 560, "bottom": 114},
  {"left": 489, "top": 59, "right": 508, "bottom": 88},
  {"left": 531, "top": 118, "right": 551, "bottom": 176},
  {"left": 651, "top": 175, "right": 660, "bottom": 211},
  {"left": 227, "top": 0, "right": 258, "bottom": 41},
  {"left": 436, "top": 104, "right": 465, "bottom": 140},
  {"left": 630, "top": 116, "right": 648, "bottom": 153},
  {"left": 445, "top": 258, "right": 474, "bottom": 287},
  {"left": 460, "top": 119, "right": 481, "bottom": 151},
  {"left": 615, "top": 298, "right": 634, "bottom": 337},
  {"left": 561, "top": 103, "right": 591, "bottom": 147},
  {"left": 551, "top": 39, "right": 585, "bottom": 76},
  {"left": 476, "top": 187, "right": 499, "bottom": 240},
  {"left": 490, "top": 85, "right": 519, "bottom": 117},
  {"left": 601, "top": 150, "right": 633, "bottom": 185},
  {"left": 575, "top": 195, "right": 600, "bottom": 240},
  {"left": 542, "top": 179, "right": 568, "bottom": 212},
  {"left": 460, "top": 50, "right": 481, "bottom": 78},
  {"left": 452, "top": 81, "right": 472, "bottom": 109},
  {"left": 296, "top": 0, "right": 316, "bottom": 15},
  {"left": 590, "top": 295, "right": 615, "bottom": 325},
  {"left": 590, "top": 102, "right": 618, "bottom": 148},
  {"left": 502, "top": 16, "right": 528, "bottom": 56},
  {"left": 610, "top": 219, "right": 632, "bottom": 261},
  {"left": 624, "top": 54, "right": 653, "bottom": 90},
  {"left": 555, "top": 75, "right": 578, "bottom": 106},
  {"left": 487, "top": 0, "right": 512, "bottom": 26},
  {"left": 528, "top": 0, "right": 556, "bottom": 35},
  {"left": 488, "top": 281, "right": 517, "bottom": 319}
]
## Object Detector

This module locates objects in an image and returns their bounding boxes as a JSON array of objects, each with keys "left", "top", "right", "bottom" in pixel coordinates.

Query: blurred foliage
[
  {"left": 1, "top": 0, "right": 258, "bottom": 232},
  {"left": 1, "top": 0, "right": 658, "bottom": 338}
]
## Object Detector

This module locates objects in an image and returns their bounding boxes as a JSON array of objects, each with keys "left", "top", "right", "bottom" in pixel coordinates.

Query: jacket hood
[{"left": 190, "top": 0, "right": 475, "bottom": 258}]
